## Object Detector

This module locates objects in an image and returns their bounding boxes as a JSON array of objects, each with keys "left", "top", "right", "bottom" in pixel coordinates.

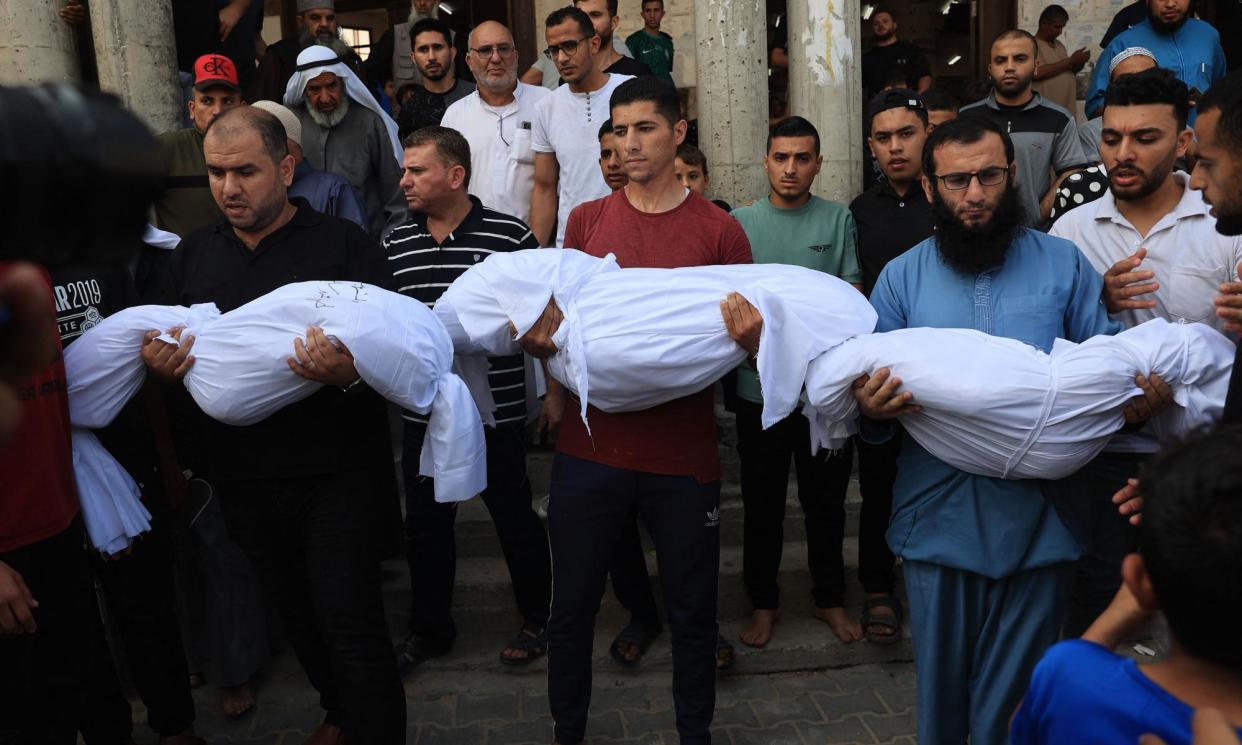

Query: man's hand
[
  {"left": 1069, "top": 47, "right": 1090, "bottom": 71},
  {"left": 286, "top": 326, "right": 359, "bottom": 387},
  {"left": 851, "top": 368, "right": 922, "bottom": 421},
  {"left": 1122, "top": 373, "right": 1173, "bottom": 425},
  {"left": 1213, "top": 262, "right": 1242, "bottom": 333},
  {"left": 538, "top": 379, "right": 565, "bottom": 440},
  {"left": 141, "top": 327, "right": 196, "bottom": 382},
  {"left": 513, "top": 299, "right": 563, "bottom": 359},
  {"left": 0, "top": 561, "right": 38, "bottom": 634},
  {"left": 59, "top": 0, "right": 87, "bottom": 24},
  {"left": 218, "top": 0, "right": 246, "bottom": 40},
  {"left": 1103, "top": 247, "right": 1159, "bottom": 314},
  {"left": 1112, "top": 477, "right": 1143, "bottom": 525},
  {"left": 720, "top": 292, "right": 763, "bottom": 357}
]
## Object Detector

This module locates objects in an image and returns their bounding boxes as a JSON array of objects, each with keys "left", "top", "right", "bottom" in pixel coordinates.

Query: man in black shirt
[
  {"left": 847, "top": 89, "right": 936, "bottom": 645},
  {"left": 143, "top": 106, "right": 404, "bottom": 742},
  {"left": 384, "top": 126, "right": 553, "bottom": 672},
  {"left": 861, "top": 7, "right": 932, "bottom": 98},
  {"left": 396, "top": 18, "right": 475, "bottom": 141},
  {"left": 572, "top": 0, "right": 653, "bottom": 78}
]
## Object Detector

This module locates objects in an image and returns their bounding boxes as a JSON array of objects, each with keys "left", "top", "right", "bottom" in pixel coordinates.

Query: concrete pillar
[
  {"left": 89, "top": 0, "right": 181, "bottom": 134},
  {"left": 787, "top": 0, "right": 863, "bottom": 204},
  {"left": 0, "top": 0, "right": 81, "bottom": 84},
  {"left": 693, "top": 0, "right": 769, "bottom": 207}
]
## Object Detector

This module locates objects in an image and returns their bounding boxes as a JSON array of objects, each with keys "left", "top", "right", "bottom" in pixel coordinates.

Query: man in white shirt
[
  {"left": 1049, "top": 67, "right": 1242, "bottom": 634},
  {"left": 441, "top": 21, "right": 549, "bottom": 223},
  {"left": 529, "top": 6, "right": 633, "bottom": 246}
]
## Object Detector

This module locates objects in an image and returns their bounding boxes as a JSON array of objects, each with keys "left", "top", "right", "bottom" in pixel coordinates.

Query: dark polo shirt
[
  {"left": 849, "top": 179, "right": 935, "bottom": 296},
  {"left": 157, "top": 198, "right": 396, "bottom": 483}
]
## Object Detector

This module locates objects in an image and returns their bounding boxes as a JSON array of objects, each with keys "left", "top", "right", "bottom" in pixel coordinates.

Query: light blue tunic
[
  {"left": 869, "top": 228, "right": 1123, "bottom": 578},
  {"left": 870, "top": 228, "right": 1124, "bottom": 745},
  {"left": 1086, "top": 17, "right": 1226, "bottom": 120}
]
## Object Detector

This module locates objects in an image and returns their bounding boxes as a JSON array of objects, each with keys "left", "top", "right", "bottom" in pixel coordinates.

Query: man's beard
[
  {"left": 1108, "top": 158, "right": 1172, "bottom": 201},
  {"left": 1148, "top": 7, "right": 1189, "bottom": 33},
  {"left": 931, "top": 180, "right": 1026, "bottom": 274},
  {"left": 408, "top": 5, "right": 438, "bottom": 25},
  {"left": 306, "top": 92, "right": 350, "bottom": 129},
  {"left": 299, "top": 27, "right": 341, "bottom": 48},
  {"left": 226, "top": 190, "right": 288, "bottom": 233},
  {"left": 995, "top": 72, "right": 1034, "bottom": 98},
  {"left": 1214, "top": 191, "right": 1242, "bottom": 236},
  {"left": 478, "top": 68, "right": 517, "bottom": 94}
]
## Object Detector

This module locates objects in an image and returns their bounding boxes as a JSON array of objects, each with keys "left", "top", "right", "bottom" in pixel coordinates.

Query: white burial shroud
[
  {"left": 64, "top": 281, "right": 486, "bottom": 512},
  {"left": 434, "top": 247, "right": 880, "bottom": 430},
  {"left": 71, "top": 427, "right": 151, "bottom": 556},
  {"left": 803, "top": 319, "right": 1235, "bottom": 480}
]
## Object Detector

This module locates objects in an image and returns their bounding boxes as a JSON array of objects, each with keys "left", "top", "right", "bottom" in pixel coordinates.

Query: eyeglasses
[
  {"left": 470, "top": 43, "right": 515, "bottom": 59},
  {"left": 933, "top": 165, "right": 1009, "bottom": 190},
  {"left": 543, "top": 37, "right": 592, "bottom": 60}
]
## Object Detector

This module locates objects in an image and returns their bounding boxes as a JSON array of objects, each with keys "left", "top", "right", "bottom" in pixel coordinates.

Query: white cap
[{"left": 250, "top": 100, "right": 302, "bottom": 148}]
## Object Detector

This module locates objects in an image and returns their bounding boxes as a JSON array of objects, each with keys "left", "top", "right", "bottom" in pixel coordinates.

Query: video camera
[{"left": 0, "top": 84, "right": 164, "bottom": 267}]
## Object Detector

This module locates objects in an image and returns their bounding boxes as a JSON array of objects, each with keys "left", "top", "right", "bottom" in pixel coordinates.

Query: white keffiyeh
[{"left": 283, "top": 45, "right": 403, "bottom": 164}]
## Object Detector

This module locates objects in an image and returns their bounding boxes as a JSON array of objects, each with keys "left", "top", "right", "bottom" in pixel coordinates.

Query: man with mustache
[
  {"left": 364, "top": 0, "right": 473, "bottom": 93},
  {"left": 960, "top": 30, "right": 1088, "bottom": 228},
  {"left": 249, "top": 0, "right": 366, "bottom": 105},
  {"left": 729, "top": 116, "right": 864, "bottom": 651},
  {"left": 529, "top": 6, "right": 633, "bottom": 246},
  {"left": 285, "top": 45, "right": 407, "bottom": 240},
  {"left": 383, "top": 126, "right": 551, "bottom": 675},
  {"left": 146, "top": 105, "right": 404, "bottom": 744},
  {"left": 858, "top": 116, "right": 1164, "bottom": 744},
  {"left": 1190, "top": 72, "right": 1242, "bottom": 421},
  {"left": 1050, "top": 67, "right": 1238, "bottom": 635},
  {"left": 395, "top": 17, "right": 474, "bottom": 141},
  {"left": 440, "top": 21, "right": 549, "bottom": 223},
  {"left": 1087, "top": 0, "right": 1225, "bottom": 121}
]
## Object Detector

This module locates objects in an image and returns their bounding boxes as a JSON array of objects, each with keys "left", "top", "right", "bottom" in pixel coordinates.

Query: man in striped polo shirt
[{"left": 384, "top": 126, "right": 552, "bottom": 671}]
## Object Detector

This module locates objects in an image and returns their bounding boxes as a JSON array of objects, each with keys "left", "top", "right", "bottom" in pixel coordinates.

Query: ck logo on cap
[{"left": 202, "top": 56, "right": 232, "bottom": 77}]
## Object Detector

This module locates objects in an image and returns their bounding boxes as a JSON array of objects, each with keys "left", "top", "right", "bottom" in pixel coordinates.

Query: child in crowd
[
  {"left": 674, "top": 143, "right": 732, "bottom": 212},
  {"left": 1011, "top": 429, "right": 1242, "bottom": 745},
  {"left": 598, "top": 120, "right": 629, "bottom": 192}
]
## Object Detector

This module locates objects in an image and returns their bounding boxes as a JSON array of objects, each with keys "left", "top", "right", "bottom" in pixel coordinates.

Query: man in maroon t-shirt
[
  {"left": 518, "top": 77, "right": 757, "bottom": 745},
  {"left": 0, "top": 263, "right": 123, "bottom": 742}
]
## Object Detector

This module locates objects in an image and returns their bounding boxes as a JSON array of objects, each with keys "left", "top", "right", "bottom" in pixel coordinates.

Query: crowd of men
[{"left": 3, "top": 0, "right": 1242, "bottom": 744}]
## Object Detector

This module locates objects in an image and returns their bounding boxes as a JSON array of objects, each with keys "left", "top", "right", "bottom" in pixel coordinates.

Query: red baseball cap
[{"left": 193, "top": 54, "right": 240, "bottom": 92}]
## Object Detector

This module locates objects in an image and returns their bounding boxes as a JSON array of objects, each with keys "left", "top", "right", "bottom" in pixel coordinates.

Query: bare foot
[
  {"left": 219, "top": 681, "right": 255, "bottom": 718},
  {"left": 813, "top": 606, "right": 862, "bottom": 642},
  {"left": 739, "top": 608, "right": 781, "bottom": 648},
  {"left": 305, "top": 722, "right": 344, "bottom": 745}
]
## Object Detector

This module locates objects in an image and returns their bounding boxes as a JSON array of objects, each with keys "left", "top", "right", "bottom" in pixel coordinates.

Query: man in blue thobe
[
  {"left": 855, "top": 117, "right": 1164, "bottom": 744},
  {"left": 1086, "top": 0, "right": 1225, "bottom": 120}
]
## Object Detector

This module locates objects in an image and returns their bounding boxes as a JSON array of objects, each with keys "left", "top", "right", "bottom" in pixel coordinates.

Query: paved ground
[{"left": 129, "top": 412, "right": 919, "bottom": 744}]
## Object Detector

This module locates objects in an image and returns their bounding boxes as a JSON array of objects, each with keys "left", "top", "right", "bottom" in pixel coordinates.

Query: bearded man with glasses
[
  {"left": 855, "top": 115, "right": 1166, "bottom": 745},
  {"left": 441, "top": 21, "right": 550, "bottom": 223}
]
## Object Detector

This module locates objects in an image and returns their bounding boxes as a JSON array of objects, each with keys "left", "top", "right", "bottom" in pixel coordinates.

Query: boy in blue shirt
[{"left": 1012, "top": 429, "right": 1242, "bottom": 745}]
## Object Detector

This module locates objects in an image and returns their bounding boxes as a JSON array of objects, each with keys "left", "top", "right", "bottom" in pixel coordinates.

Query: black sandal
[
  {"left": 861, "top": 595, "right": 904, "bottom": 645},
  {"left": 715, "top": 634, "right": 735, "bottom": 671},
  {"left": 499, "top": 624, "right": 548, "bottom": 666},
  {"left": 395, "top": 634, "right": 452, "bottom": 675},
  {"left": 609, "top": 621, "right": 662, "bottom": 667}
]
